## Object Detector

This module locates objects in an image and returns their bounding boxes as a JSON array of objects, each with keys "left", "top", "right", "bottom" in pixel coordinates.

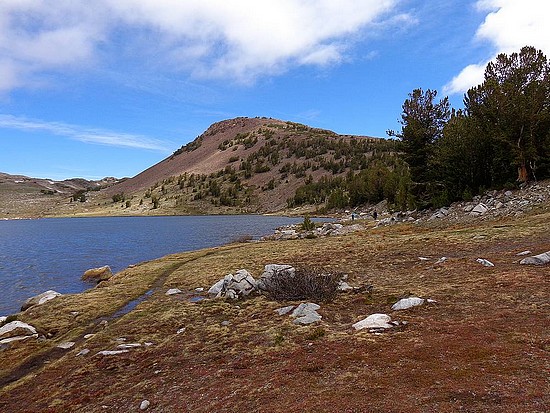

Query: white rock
[
  {"left": 176, "top": 327, "right": 186, "bottom": 334},
  {"left": 140, "top": 400, "right": 150, "bottom": 410},
  {"left": 0, "top": 316, "right": 6, "bottom": 324},
  {"left": 165, "top": 288, "right": 182, "bottom": 296},
  {"left": 293, "top": 313, "right": 322, "bottom": 325},
  {"left": 520, "top": 251, "right": 550, "bottom": 265},
  {"left": 257, "top": 264, "right": 295, "bottom": 291},
  {"left": 435, "top": 257, "right": 447, "bottom": 264},
  {"left": 57, "top": 341, "right": 75, "bottom": 349},
  {"left": 96, "top": 350, "right": 129, "bottom": 356},
  {"left": 0, "top": 321, "right": 37, "bottom": 339},
  {"left": 470, "top": 203, "right": 488, "bottom": 215},
  {"left": 76, "top": 349, "right": 90, "bottom": 356},
  {"left": 214, "top": 269, "right": 258, "bottom": 299},
  {"left": 117, "top": 343, "right": 141, "bottom": 349},
  {"left": 291, "top": 303, "right": 321, "bottom": 318},
  {"left": 516, "top": 250, "right": 532, "bottom": 256},
  {"left": 418, "top": 257, "right": 430, "bottom": 261},
  {"left": 84, "top": 334, "right": 95, "bottom": 339},
  {"left": 391, "top": 297, "right": 425, "bottom": 311},
  {"left": 476, "top": 258, "right": 495, "bottom": 267},
  {"left": 21, "top": 290, "right": 62, "bottom": 311},
  {"left": 352, "top": 314, "right": 393, "bottom": 331},
  {"left": 0, "top": 334, "right": 38, "bottom": 345},
  {"left": 195, "top": 287, "right": 204, "bottom": 292},
  {"left": 275, "top": 306, "right": 295, "bottom": 316},
  {"left": 337, "top": 281, "right": 354, "bottom": 292},
  {"left": 207, "top": 279, "right": 226, "bottom": 296}
]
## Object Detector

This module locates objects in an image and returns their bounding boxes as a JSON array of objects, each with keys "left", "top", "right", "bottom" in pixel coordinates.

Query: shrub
[
  {"left": 301, "top": 215, "right": 315, "bottom": 231},
  {"left": 264, "top": 266, "right": 341, "bottom": 302}
]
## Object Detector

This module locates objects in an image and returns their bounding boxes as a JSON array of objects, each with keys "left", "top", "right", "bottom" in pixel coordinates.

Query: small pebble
[{"left": 140, "top": 400, "right": 150, "bottom": 410}]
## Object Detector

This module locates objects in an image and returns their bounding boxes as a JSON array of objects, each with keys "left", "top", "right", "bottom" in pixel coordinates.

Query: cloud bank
[
  {"left": 0, "top": 0, "right": 399, "bottom": 92},
  {"left": 0, "top": 114, "right": 173, "bottom": 152},
  {"left": 444, "top": 0, "right": 550, "bottom": 95}
]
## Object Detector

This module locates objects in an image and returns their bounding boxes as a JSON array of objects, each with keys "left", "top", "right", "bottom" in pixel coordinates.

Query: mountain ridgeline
[{"left": 107, "top": 117, "right": 404, "bottom": 213}]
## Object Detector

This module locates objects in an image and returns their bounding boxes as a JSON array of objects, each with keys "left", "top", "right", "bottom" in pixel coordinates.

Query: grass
[{"left": 1, "top": 203, "right": 549, "bottom": 412}]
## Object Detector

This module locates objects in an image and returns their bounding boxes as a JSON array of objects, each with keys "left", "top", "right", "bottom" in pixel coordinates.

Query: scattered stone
[
  {"left": 426, "top": 299, "right": 438, "bottom": 304},
  {"left": 21, "top": 290, "right": 62, "bottom": 311},
  {"left": 337, "top": 280, "right": 354, "bottom": 292},
  {"left": 117, "top": 343, "right": 141, "bottom": 349},
  {"left": 0, "top": 321, "right": 37, "bottom": 339},
  {"left": 176, "top": 327, "right": 186, "bottom": 334},
  {"left": 82, "top": 265, "right": 113, "bottom": 282},
  {"left": 70, "top": 311, "right": 79, "bottom": 317},
  {"left": 352, "top": 314, "right": 394, "bottom": 331},
  {"left": 291, "top": 303, "right": 321, "bottom": 317},
  {"left": 165, "top": 288, "right": 182, "bottom": 296},
  {"left": 293, "top": 312, "right": 322, "bottom": 325},
  {"left": 476, "top": 258, "right": 495, "bottom": 267},
  {"left": 96, "top": 350, "right": 129, "bottom": 356},
  {"left": 144, "top": 342, "right": 154, "bottom": 347},
  {"left": 290, "top": 303, "right": 322, "bottom": 325},
  {"left": 76, "top": 349, "right": 90, "bottom": 356},
  {"left": 195, "top": 287, "right": 204, "bottom": 292},
  {"left": 0, "top": 334, "right": 38, "bottom": 345},
  {"left": 140, "top": 400, "right": 150, "bottom": 410},
  {"left": 221, "top": 320, "right": 231, "bottom": 327},
  {"left": 516, "top": 250, "right": 532, "bottom": 256},
  {"left": 418, "top": 257, "right": 430, "bottom": 261},
  {"left": 275, "top": 306, "right": 295, "bottom": 316},
  {"left": 57, "top": 342, "right": 75, "bottom": 349},
  {"left": 0, "top": 316, "right": 6, "bottom": 324},
  {"left": 463, "top": 204, "right": 474, "bottom": 213},
  {"left": 99, "top": 320, "right": 108, "bottom": 328},
  {"left": 84, "top": 334, "right": 95, "bottom": 339},
  {"left": 470, "top": 203, "right": 488, "bottom": 215},
  {"left": 435, "top": 257, "right": 447, "bottom": 264},
  {"left": 520, "top": 251, "right": 550, "bottom": 265},
  {"left": 391, "top": 297, "right": 425, "bottom": 311},
  {"left": 257, "top": 264, "right": 295, "bottom": 291}
]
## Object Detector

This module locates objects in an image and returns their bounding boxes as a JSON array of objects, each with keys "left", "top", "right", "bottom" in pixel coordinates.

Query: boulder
[
  {"left": 352, "top": 314, "right": 393, "bottom": 331},
  {"left": 391, "top": 297, "right": 425, "bottom": 311},
  {"left": 476, "top": 258, "right": 495, "bottom": 267},
  {"left": 275, "top": 306, "right": 295, "bottom": 316},
  {"left": 210, "top": 269, "right": 257, "bottom": 299},
  {"left": 82, "top": 265, "right": 113, "bottom": 282},
  {"left": 21, "top": 290, "right": 62, "bottom": 311},
  {"left": 520, "top": 251, "right": 550, "bottom": 265},
  {"left": 165, "top": 288, "right": 182, "bottom": 296},
  {"left": 257, "top": 264, "right": 295, "bottom": 291},
  {"left": 0, "top": 321, "right": 37, "bottom": 339},
  {"left": 291, "top": 303, "right": 322, "bottom": 325},
  {"left": 470, "top": 203, "right": 488, "bottom": 215}
]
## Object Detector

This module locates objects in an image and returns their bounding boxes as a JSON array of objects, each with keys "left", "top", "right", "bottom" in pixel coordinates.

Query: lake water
[{"left": 0, "top": 215, "right": 313, "bottom": 315}]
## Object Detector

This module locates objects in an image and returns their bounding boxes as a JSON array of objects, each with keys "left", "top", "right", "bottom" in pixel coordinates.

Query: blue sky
[{"left": 1, "top": 0, "right": 548, "bottom": 180}]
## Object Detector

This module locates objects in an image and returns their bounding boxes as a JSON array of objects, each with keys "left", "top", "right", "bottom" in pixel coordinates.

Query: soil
[{"left": 0, "top": 206, "right": 549, "bottom": 412}]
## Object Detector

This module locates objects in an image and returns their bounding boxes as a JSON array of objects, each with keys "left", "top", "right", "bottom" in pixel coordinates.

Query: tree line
[{"left": 389, "top": 45, "right": 550, "bottom": 208}]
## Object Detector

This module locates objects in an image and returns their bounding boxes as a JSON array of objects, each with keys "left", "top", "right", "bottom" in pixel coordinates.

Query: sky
[{"left": 1, "top": 0, "right": 549, "bottom": 181}]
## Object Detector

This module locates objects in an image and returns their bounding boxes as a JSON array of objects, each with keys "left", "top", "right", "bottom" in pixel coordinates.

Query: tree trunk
[{"left": 517, "top": 162, "right": 528, "bottom": 183}]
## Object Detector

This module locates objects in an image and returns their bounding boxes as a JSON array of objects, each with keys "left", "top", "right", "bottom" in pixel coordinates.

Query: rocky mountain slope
[{"left": 97, "top": 117, "right": 393, "bottom": 214}]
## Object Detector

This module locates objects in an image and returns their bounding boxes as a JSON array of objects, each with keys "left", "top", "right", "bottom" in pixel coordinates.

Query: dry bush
[{"left": 264, "top": 266, "right": 342, "bottom": 302}]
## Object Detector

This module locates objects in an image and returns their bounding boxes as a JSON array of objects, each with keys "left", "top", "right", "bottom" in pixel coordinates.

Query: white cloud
[
  {"left": 0, "top": 0, "right": 400, "bottom": 91},
  {"left": 0, "top": 114, "right": 173, "bottom": 152},
  {"left": 444, "top": 0, "right": 550, "bottom": 95}
]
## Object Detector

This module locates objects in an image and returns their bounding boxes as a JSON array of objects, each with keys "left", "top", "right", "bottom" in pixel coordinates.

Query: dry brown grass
[{"left": 1, "top": 205, "right": 549, "bottom": 412}]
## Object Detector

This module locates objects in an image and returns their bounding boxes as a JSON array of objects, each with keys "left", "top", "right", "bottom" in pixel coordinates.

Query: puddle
[{"left": 107, "top": 289, "right": 154, "bottom": 320}]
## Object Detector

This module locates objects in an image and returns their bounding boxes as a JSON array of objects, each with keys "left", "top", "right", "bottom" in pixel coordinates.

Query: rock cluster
[
  {"left": 520, "top": 251, "right": 550, "bottom": 265},
  {"left": 261, "top": 222, "right": 364, "bottom": 241},
  {"left": 274, "top": 303, "right": 323, "bottom": 325},
  {"left": 208, "top": 269, "right": 257, "bottom": 299}
]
